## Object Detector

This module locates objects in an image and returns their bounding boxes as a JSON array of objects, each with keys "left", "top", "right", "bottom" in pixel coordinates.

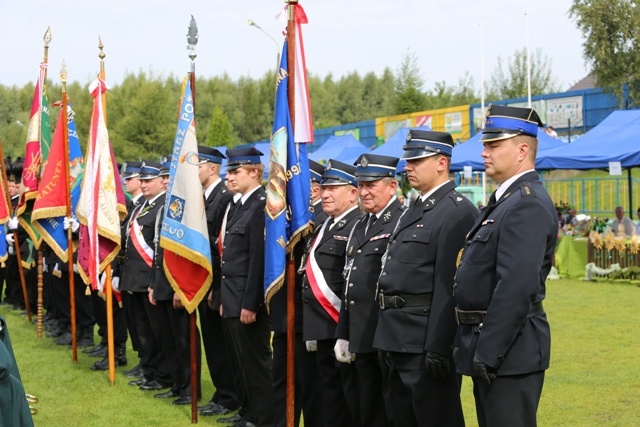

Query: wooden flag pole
[
  {"left": 60, "top": 62, "right": 79, "bottom": 362},
  {"left": 187, "top": 16, "right": 199, "bottom": 423},
  {"left": 98, "top": 38, "right": 116, "bottom": 385},
  {"left": 286, "top": 3, "right": 298, "bottom": 427}
]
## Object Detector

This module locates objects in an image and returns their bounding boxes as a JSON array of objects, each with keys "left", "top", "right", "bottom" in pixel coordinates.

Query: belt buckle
[
  {"left": 454, "top": 308, "right": 461, "bottom": 325},
  {"left": 379, "top": 295, "right": 385, "bottom": 310}
]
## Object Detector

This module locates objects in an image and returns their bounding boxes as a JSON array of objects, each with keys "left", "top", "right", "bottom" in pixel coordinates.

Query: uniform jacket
[
  {"left": 120, "top": 193, "right": 165, "bottom": 293},
  {"left": 373, "top": 181, "right": 478, "bottom": 355},
  {"left": 114, "top": 195, "right": 143, "bottom": 278},
  {"left": 220, "top": 187, "right": 266, "bottom": 318},
  {"left": 336, "top": 198, "right": 405, "bottom": 353},
  {"left": 302, "top": 207, "right": 360, "bottom": 341},
  {"left": 149, "top": 204, "right": 174, "bottom": 302},
  {"left": 204, "top": 181, "right": 233, "bottom": 309},
  {"left": 454, "top": 171, "right": 557, "bottom": 376}
]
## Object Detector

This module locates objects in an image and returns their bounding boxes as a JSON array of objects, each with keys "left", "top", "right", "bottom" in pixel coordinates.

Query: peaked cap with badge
[
  {"left": 159, "top": 155, "right": 172, "bottom": 177},
  {"left": 121, "top": 161, "right": 143, "bottom": 179},
  {"left": 225, "top": 146, "right": 263, "bottom": 171},
  {"left": 138, "top": 161, "right": 162, "bottom": 180},
  {"left": 402, "top": 130, "right": 454, "bottom": 160},
  {"left": 320, "top": 159, "right": 357, "bottom": 187},
  {"left": 480, "top": 104, "right": 544, "bottom": 142},
  {"left": 308, "top": 159, "right": 325, "bottom": 183},
  {"left": 353, "top": 153, "right": 399, "bottom": 182},
  {"left": 197, "top": 146, "right": 226, "bottom": 164}
]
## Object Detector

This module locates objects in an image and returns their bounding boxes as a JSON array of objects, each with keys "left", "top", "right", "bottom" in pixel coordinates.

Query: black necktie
[
  {"left": 229, "top": 200, "right": 240, "bottom": 220},
  {"left": 487, "top": 192, "right": 497, "bottom": 207},
  {"left": 366, "top": 214, "right": 377, "bottom": 234}
]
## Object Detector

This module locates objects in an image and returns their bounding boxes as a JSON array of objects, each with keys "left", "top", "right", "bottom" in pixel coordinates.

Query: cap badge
[
  {"left": 360, "top": 156, "right": 368, "bottom": 168},
  {"left": 326, "top": 161, "right": 332, "bottom": 170},
  {"left": 406, "top": 132, "right": 412, "bottom": 142}
]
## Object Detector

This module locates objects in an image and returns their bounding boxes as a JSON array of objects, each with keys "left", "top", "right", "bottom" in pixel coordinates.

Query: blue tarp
[
  {"left": 536, "top": 110, "right": 640, "bottom": 170},
  {"left": 308, "top": 134, "right": 369, "bottom": 165},
  {"left": 450, "top": 128, "right": 565, "bottom": 172}
]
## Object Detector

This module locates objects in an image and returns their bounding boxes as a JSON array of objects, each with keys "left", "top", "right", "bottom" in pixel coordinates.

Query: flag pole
[
  {"left": 59, "top": 62, "right": 79, "bottom": 362},
  {"left": 0, "top": 141, "right": 12, "bottom": 221},
  {"left": 187, "top": 15, "right": 199, "bottom": 423},
  {"left": 36, "top": 26, "right": 53, "bottom": 330},
  {"left": 98, "top": 38, "right": 117, "bottom": 385},
  {"left": 286, "top": 2, "right": 298, "bottom": 426}
]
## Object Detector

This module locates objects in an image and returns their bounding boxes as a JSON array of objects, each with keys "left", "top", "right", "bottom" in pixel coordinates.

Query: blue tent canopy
[
  {"left": 450, "top": 128, "right": 565, "bottom": 172},
  {"left": 308, "top": 134, "right": 369, "bottom": 165},
  {"left": 536, "top": 110, "right": 640, "bottom": 170},
  {"left": 370, "top": 126, "right": 432, "bottom": 172}
]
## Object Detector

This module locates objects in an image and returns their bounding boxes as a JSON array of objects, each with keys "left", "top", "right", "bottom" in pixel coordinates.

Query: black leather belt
[
  {"left": 455, "top": 302, "right": 544, "bottom": 325},
  {"left": 378, "top": 293, "right": 432, "bottom": 310}
]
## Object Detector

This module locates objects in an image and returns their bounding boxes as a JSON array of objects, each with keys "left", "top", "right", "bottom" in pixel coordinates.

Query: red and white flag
[{"left": 76, "top": 78, "right": 126, "bottom": 291}]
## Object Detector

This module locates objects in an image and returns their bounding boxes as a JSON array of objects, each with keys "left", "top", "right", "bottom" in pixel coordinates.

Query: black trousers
[
  {"left": 198, "top": 300, "right": 238, "bottom": 408},
  {"left": 121, "top": 288, "right": 141, "bottom": 353},
  {"left": 52, "top": 271, "right": 95, "bottom": 329},
  {"left": 379, "top": 351, "right": 464, "bottom": 427},
  {"left": 316, "top": 339, "right": 355, "bottom": 427},
  {"left": 91, "top": 288, "right": 128, "bottom": 345},
  {"left": 156, "top": 299, "right": 201, "bottom": 398},
  {"left": 272, "top": 331, "right": 324, "bottom": 427},
  {"left": 130, "top": 291, "right": 170, "bottom": 384},
  {"left": 341, "top": 351, "right": 388, "bottom": 427},
  {"left": 4, "top": 255, "right": 21, "bottom": 307},
  {"left": 224, "top": 308, "right": 274, "bottom": 427},
  {"left": 473, "top": 371, "right": 545, "bottom": 427}
]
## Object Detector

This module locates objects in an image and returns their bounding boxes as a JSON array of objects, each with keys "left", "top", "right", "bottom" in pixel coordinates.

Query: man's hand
[
  {"left": 148, "top": 288, "right": 156, "bottom": 306},
  {"left": 305, "top": 341, "right": 317, "bottom": 352},
  {"left": 424, "top": 351, "right": 450, "bottom": 379},
  {"left": 173, "top": 293, "right": 183, "bottom": 309},
  {"left": 240, "top": 308, "right": 256, "bottom": 325},
  {"left": 8, "top": 217, "right": 18, "bottom": 231},
  {"left": 63, "top": 216, "right": 80, "bottom": 232},
  {"left": 473, "top": 355, "right": 496, "bottom": 385}
]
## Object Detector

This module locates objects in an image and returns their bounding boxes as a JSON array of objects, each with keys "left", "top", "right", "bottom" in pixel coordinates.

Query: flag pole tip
[{"left": 43, "top": 26, "right": 52, "bottom": 45}]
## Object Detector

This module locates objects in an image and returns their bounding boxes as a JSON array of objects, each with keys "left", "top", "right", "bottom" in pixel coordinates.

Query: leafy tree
[
  {"left": 570, "top": 0, "right": 640, "bottom": 105},
  {"left": 488, "top": 48, "right": 560, "bottom": 100},
  {"left": 207, "top": 106, "right": 232, "bottom": 148},
  {"left": 393, "top": 50, "right": 429, "bottom": 114}
]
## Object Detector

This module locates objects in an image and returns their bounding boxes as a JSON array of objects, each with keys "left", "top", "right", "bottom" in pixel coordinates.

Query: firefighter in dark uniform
[
  {"left": 334, "top": 154, "right": 404, "bottom": 427},
  {"left": 194, "top": 146, "right": 239, "bottom": 417},
  {"left": 119, "top": 162, "right": 172, "bottom": 391},
  {"left": 269, "top": 158, "right": 325, "bottom": 427},
  {"left": 148, "top": 160, "right": 201, "bottom": 405},
  {"left": 219, "top": 147, "right": 273, "bottom": 427},
  {"left": 302, "top": 159, "right": 361, "bottom": 427},
  {"left": 309, "top": 159, "right": 328, "bottom": 225},
  {"left": 454, "top": 105, "right": 557, "bottom": 427},
  {"left": 373, "top": 130, "right": 478, "bottom": 427}
]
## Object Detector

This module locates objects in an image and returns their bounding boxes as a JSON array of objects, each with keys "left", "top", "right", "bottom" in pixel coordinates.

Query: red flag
[
  {"left": 293, "top": 4, "right": 313, "bottom": 144},
  {"left": 76, "top": 78, "right": 126, "bottom": 290}
]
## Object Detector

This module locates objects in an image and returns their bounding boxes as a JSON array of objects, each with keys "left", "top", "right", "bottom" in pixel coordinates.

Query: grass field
[{"left": 2, "top": 278, "right": 640, "bottom": 426}]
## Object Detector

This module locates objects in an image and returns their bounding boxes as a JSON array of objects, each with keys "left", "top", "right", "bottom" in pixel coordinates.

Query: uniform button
[
  {"left": 412, "top": 234, "right": 417, "bottom": 239},
  {"left": 374, "top": 248, "right": 379, "bottom": 252},
  {"left": 304, "top": 298, "right": 309, "bottom": 303},
  {"left": 349, "top": 301, "right": 355, "bottom": 306},
  {"left": 223, "top": 246, "right": 226, "bottom": 249},
  {"left": 352, "top": 266, "right": 357, "bottom": 271},
  {"left": 221, "top": 261, "right": 225, "bottom": 265},
  {"left": 387, "top": 256, "right": 391, "bottom": 260},
  {"left": 304, "top": 285, "right": 309, "bottom": 290},
  {"left": 221, "top": 275, "right": 226, "bottom": 279},
  {"left": 329, "top": 248, "right": 333, "bottom": 251},
  {"left": 356, "top": 249, "right": 362, "bottom": 254},
  {"left": 226, "top": 231, "right": 229, "bottom": 234},
  {"left": 382, "top": 272, "right": 386, "bottom": 276},
  {"left": 349, "top": 283, "right": 353, "bottom": 288},
  {"left": 423, "top": 308, "right": 428, "bottom": 313}
]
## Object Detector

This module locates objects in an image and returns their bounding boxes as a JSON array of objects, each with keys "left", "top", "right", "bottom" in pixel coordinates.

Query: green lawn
[{"left": 3, "top": 278, "right": 640, "bottom": 426}]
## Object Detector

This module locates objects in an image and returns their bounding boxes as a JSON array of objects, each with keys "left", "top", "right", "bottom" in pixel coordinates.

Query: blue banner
[
  {"left": 0, "top": 226, "right": 7, "bottom": 265},
  {"left": 264, "top": 41, "right": 313, "bottom": 305}
]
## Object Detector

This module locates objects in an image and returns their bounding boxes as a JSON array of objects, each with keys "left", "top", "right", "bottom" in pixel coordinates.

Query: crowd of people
[{"left": 1, "top": 105, "right": 557, "bottom": 427}]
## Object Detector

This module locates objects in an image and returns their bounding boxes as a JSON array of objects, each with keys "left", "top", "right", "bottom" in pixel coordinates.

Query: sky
[{"left": 0, "top": 0, "right": 589, "bottom": 93}]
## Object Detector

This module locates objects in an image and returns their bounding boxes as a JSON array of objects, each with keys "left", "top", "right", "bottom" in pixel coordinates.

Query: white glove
[
  {"left": 305, "top": 340, "right": 317, "bottom": 352},
  {"left": 63, "top": 216, "right": 80, "bottom": 232},
  {"left": 43, "top": 261, "right": 49, "bottom": 273},
  {"left": 8, "top": 217, "right": 18, "bottom": 231},
  {"left": 53, "top": 263, "right": 61, "bottom": 274},
  {"left": 334, "top": 338, "right": 353, "bottom": 364},
  {"left": 7, "top": 243, "right": 14, "bottom": 255},
  {"left": 112, "top": 276, "right": 120, "bottom": 292},
  {"left": 5, "top": 232, "right": 14, "bottom": 245},
  {"left": 100, "top": 272, "right": 106, "bottom": 288},
  {"left": 73, "top": 263, "right": 78, "bottom": 274}
]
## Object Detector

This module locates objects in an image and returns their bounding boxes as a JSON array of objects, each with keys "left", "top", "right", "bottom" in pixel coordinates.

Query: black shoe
[
  {"left": 139, "top": 380, "right": 168, "bottom": 391},
  {"left": 200, "top": 403, "right": 231, "bottom": 416},
  {"left": 55, "top": 332, "right": 72, "bottom": 345},
  {"left": 172, "top": 396, "right": 192, "bottom": 405},
  {"left": 128, "top": 378, "right": 143, "bottom": 386},
  {"left": 231, "top": 422, "right": 254, "bottom": 427},
  {"left": 83, "top": 343, "right": 104, "bottom": 354},
  {"left": 123, "top": 364, "right": 142, "bottom": 378},
  {"left": 198, "top": 401, "right": 215, "bottom": 411},
  {"left": 90, "top": 355, "right": 128, "bottom": 371},
  {"left": 218, "top": 414, "right": 243, "bottom": 424},
  {"left": 45, "top": 326, "right": 65, "bottom": 338},
  {"left": 85, "top": 344, "right": 107, "bottom": 357},
  {"left": 154, "top": 389, "right": 179, "bottom": 399}
]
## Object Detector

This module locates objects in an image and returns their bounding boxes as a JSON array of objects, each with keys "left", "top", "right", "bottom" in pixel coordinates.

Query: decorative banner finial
[
  {"left": 60, "top": 60, "right": 67, "bottom": 84},
  {"left": 187, "top": 15, "right": 198, "bottom": 62},
  {"left": 43, "top": 26, "right": 52, "bottom": 47},
  {"left": 98, "top": 37, "right": 106, "bottom": 61}
]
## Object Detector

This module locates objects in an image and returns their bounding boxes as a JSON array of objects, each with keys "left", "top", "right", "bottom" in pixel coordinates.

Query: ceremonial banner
[
  {"left": 32, "top": 104, "right": 84, "bottom": 261},
  {"left": 17, "top": 63, "right": 51, "bottom": 246},
  {"left": 264, "top": 40, "right": 313, "bottom": 306},
  {"left": 160, "top": 78, "right": 212, "bottom": 314},
  {"left": 0, "top": 169, "right": 8, "bottom": 265},
  {"left": 0, "top": 228, "right": 6, "bottom": 267},
  {"left": 76, "top": 79, "right": 126, "bottom": 290}
]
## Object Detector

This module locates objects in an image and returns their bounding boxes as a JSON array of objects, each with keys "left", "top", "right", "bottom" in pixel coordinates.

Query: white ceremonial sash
[{"left": 305, "top": 219, "right": 341, "bottom": 322}]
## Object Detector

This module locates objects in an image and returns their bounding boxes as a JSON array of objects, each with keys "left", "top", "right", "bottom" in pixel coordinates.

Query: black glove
[
  {"left": 424, "top": 351, "right": 450, "bottom": 379},
  {"left": 473, "top": 355, "right": 496, "bottom": 385}
]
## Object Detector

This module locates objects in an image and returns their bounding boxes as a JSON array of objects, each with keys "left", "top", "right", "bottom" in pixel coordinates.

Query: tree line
[{"left": 0, "top": 49, "right": 561, "bottom": 162}]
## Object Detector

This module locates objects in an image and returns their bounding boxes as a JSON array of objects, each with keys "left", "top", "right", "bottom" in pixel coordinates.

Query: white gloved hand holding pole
[{"left": 8, "top": 217, "right": 18, "bottom": 231}]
